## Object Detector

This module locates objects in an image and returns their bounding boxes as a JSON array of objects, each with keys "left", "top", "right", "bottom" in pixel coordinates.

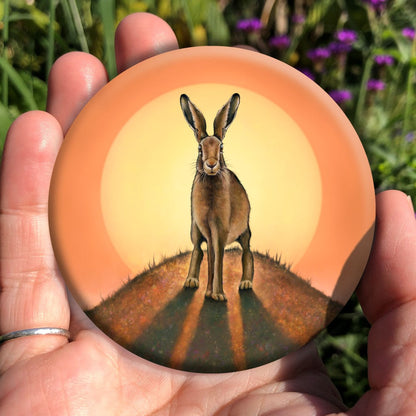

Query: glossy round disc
[{"left": 49, "top": 46, "right": 375, "bottom": 373}]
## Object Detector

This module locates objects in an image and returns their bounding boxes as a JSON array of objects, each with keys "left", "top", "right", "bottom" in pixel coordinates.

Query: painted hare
[{"left": 180, "top": 93, "right": 254, "bottom": 301}]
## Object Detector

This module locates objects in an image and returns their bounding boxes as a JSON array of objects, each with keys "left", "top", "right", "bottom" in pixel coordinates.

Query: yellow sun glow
[{"left": 100, "top": 84, "right": 322, "bottom": 279}]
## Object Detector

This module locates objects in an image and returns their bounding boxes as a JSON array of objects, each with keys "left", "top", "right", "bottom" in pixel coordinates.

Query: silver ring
[{"left": 0, "top": 327, "right": 70, "bottom": 344}]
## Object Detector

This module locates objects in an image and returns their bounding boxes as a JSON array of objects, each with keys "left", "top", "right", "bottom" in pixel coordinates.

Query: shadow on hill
[
  {"left": 182, "top": 299, "right": 234, "bottom": 372},
  {"left": 87, "top": 249, "right": 343, "bottom": 372},
  {"left": 239, "top": 290, "right": 296, "bottom": 368},
  {"left": 131, "top": 289, "right": 197, "bottom": 368}
]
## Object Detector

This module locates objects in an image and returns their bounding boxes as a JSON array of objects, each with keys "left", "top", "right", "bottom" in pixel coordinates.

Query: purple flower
[
  {"left": 405, "top": 132, "right": 415, "bottom": 143},
  {"left": 336, "top": 29, "right": 357, "bottom": 44},
  {"left": 329, "top": 41, "right": 352, "bottom": 54},
  {"left": 374, "top": 54, "right": 394, "bottom": 66},
  {"left": 236, "top": 18, "right": 263, "bottom": 32},
  {"left": 292, "top": 14, "right": 305, "bottom": 24},
  {"left": 367, "top": 79, "right": 385, "bottom": 91},
  {"left": 364, "top": 0, "right": 387, "bottom": 12},
  {"left": 329, "top": 90, "right": 353, "bottom": 104},
  {"left": 307, "top": 47, "right": 331, "bottom": 61},
  {"left": 402, "top": 27, "right": 416, "bottom": 40},
  {"left": 299, "top": 68, "right": 316, "bottom": 81},
  {"left": 269, "top": 35, "right": 291, "bottom": 50}
]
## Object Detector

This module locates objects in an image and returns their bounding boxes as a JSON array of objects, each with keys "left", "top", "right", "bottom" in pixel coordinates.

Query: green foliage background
[{"left": 1, "top": 0, "right": 415, "bottom": 407}]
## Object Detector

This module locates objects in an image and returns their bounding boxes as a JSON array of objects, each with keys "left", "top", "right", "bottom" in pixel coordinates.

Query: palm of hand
[
  {"left": 2, "top": 332, "right": 345, "bottom": 414},
  {"left": 1, "top": 13, "right": 415, "bottom": 416}
]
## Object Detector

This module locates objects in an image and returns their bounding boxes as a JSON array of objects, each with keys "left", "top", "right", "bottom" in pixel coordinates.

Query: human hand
[{"left": 1, "top": 12, "right": 415, "bottom": 415}]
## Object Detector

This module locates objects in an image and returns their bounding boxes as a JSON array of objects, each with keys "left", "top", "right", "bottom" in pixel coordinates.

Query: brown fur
[{"left": 180, "top": 93, "right": 254, "bottom": 301}]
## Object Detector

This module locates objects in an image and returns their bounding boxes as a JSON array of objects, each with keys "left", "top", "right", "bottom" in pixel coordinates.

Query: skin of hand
[{"left": 0, "top": 12, "right": 415, "bottom": 416}]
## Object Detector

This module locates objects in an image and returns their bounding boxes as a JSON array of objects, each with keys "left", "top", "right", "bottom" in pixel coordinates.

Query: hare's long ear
[
  {"left": 213, "top": 93, "right": 240, "bottom": 140},
  {"left": 180, "top": 94, "right": 208, "bottom": 142}
]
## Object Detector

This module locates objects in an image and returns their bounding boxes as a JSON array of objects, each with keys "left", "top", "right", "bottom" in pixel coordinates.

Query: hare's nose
[{"left": 206, "top": 160, "right": 217, "bottom": 168}]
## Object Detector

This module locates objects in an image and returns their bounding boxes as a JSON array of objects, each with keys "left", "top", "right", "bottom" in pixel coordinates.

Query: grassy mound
[{"left": 87, "top": 249, "right": 342, "bottom": 372}]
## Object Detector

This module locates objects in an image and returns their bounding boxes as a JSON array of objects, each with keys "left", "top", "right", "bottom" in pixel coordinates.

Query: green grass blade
[
  {"left": 206, "top": 0, "right": 229, "bottom": 45},
  {"left": 0, "top": 101, "right": 13, "bottom": 152},
  {"left": 354, "top": 52, "right": 374, "bottom": 130},
  {"left": 46, "top": 0, "right": 58, "bottom": 78},
  {"left": 98, "top": 0, "right": 116, "bottom": 79},
  {"left": 179, "top": 0, "right": 195, "bottom": 42},
  {"left": 67, "top": 0, "right": 89, "bottom": 53},
  {"left": 324, "top": 334, "right": 368, "bottom": 367},
  {"left": 404, "top": 39, "right": 416, "bottom": 135},
  {"left": 60, "top": 0, "right": 77, "bottom": 40},
  {"left": 2, "top": 0, "right": 10, "bottom": 107},
  {"left": 0, "top": 57, "right": 38, "bottom": 110}
]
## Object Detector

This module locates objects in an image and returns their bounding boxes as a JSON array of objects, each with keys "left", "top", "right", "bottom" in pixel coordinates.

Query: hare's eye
[
  {"left": 220, "top": 143, "right": 224, "bottom": 152},
  {"left": 198, "top": 145, "right": 202, "bottom": 154}
]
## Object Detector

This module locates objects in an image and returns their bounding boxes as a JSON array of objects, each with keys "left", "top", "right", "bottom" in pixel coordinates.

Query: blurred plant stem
[
  {"left": 47, "top": 0, "right": 58, "bottom": 78},
  {"left": 0, "top": 57, "right": 37, "bottom": 110},
  {"left": 354, "top": 5, "right": 383, "bottom": 133},
  {"left": 261, "top": 0, "right": 278, "bottom": 27},
  {"left": 2, "top": 0, "right": 10, "bottom": 107},
  {"left": 354, "top": 52, "right": 374, "bottom": 130},
  {"left": 404, "top": 37, "right": 416, "bottom": 137},
  {"left": 67, "top": 0, "right": 89, "bottom": 53},
  {"left": 98, "top": 0, "right": 116, "bottom": 79},
  {"left": 324, "top": 333, "right": 367, "bottom": 366}
]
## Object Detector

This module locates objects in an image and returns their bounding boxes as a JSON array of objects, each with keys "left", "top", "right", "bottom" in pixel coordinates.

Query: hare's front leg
[
  {"left": 204, "top": 238, "right": 215, "bottom": 299},
  {"left": 209, "top": 235, "right": 227, "bottom": 302},
  {"left": 238, "top": 228, "right": 254, "bottom": 290},
  {"left": 184, "top": 223, "right": 204, "bottom": 289}
]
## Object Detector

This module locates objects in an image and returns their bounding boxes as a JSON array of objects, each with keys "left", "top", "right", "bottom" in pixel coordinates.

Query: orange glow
[
  {"left": 100, "top": 85, "right": 322, "bottom": 284},
  {"left": 49, "top": 47, "right": 375, "bottom": 309}
]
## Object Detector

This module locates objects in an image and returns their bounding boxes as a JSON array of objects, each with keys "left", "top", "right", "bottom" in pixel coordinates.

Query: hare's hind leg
[
  {"left": 238, "top": 228, "right": 254, "bottom": 290},
  {"left": 184, "top": 222, "right": 204, "bottom": 289}
]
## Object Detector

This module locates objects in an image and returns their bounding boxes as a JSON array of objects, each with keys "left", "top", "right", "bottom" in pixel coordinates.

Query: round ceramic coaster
[{"left": 49, "top": 46, "right": 375, "bottom": 373}]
